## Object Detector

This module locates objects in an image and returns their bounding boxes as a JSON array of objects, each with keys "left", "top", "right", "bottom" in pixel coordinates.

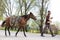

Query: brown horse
[
  {"left": 1, "top": 12, "right": 36, "bottom": 37},
  {"left": 15, "top": 12, "right": 36, "bottom": 37}
]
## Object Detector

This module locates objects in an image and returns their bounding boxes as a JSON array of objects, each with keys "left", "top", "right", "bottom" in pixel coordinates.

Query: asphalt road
[{"left": 0, "top": 30, "right": 60, "bottom": 40}]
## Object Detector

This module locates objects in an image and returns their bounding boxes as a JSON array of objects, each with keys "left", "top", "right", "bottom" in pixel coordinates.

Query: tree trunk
[
  {"left": 40, "top": 0, "right": 44, "bottom": 33},
  {"left": 25, "top": 2, "right": 27, "bottom": 15}
]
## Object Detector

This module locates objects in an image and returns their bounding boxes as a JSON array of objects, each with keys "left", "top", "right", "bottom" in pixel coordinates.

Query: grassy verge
[{"left": 0, "top": 27, "right": 60, "bottom": 35}]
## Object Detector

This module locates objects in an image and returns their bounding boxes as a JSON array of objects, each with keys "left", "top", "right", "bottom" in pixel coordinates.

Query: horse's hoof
[
  {"left": 9, "top": 35, "right": 10, "bottom": 36},
  {"left": 24, "top": 35, "right": 27, "bottom": 37},
  {"left": 9, "top": 34, "right": 11, "bottom": 36},
  {"left": 41, "top": 35, "right": 45, "bottom": 37},
  {"left": 5, "top": 35, "right": 7, "bottom": 37},
  {"left": 15, "top": 35, "right": 17, "bottom": 37}
]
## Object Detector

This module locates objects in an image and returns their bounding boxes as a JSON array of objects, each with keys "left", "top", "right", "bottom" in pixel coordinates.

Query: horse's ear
[{"left": 30, "top": 12, "right": 32, "bottom": 14}]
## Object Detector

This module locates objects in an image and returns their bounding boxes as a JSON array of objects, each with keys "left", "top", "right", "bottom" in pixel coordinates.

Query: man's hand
[{"left": 50, "top": 17, "right": 53, "bottom": 19}]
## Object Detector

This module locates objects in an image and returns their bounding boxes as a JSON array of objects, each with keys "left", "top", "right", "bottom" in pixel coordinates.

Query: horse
[
  {"left": 15, "top": 12, "right": 36, "bottom": 37},
  {"left": 1, "top": 12, "right": 37, "bottom": 37}
]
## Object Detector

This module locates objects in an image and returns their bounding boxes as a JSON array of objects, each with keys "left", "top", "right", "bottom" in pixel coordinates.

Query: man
[{"left": 41, "top": 11, "right": 55, "bottom": 37}]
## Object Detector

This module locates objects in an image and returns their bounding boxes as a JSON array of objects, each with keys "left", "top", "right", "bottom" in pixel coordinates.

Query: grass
[
  {"left": 58, "top": 30, "right": 60, "bottom": 34},
  {"left": 0, "top": 27, "right": 5, "bottom": 30},
  {"left": 0, "top": 27, "right": 60, "bottom": 35}
]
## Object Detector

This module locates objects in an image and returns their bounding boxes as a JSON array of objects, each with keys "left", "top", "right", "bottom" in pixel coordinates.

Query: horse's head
[{"left": 29, "top": 12, "right": 37, "bottom": 20}]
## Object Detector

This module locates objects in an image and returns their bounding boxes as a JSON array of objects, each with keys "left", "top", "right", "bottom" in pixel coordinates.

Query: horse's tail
[{"left": 1, "top": 20, "right": 6, "bottom": 27}]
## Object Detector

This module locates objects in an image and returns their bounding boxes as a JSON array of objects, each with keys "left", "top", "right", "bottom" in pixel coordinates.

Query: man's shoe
[
  {"left": 52, "top": 35, "right": 55, "bottom": 37},
  {"left": 41, "top": 35, "right": 45, "bottom": 37}
]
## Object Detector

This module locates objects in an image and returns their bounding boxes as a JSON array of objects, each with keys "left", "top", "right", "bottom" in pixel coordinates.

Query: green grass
[
  {"left": 0, "top": 27, "right": 5, "bottom": 30},
  {"left": 0, "top": 27, "right": 60, "bottom": 35},
  {"left": 58, "top": 30, "right": 60, "bottom": 34}
]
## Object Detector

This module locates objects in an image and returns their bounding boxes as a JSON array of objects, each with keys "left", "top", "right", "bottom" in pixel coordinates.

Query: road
[{"left": 0, "top": 30, "right": 60, "bottom": 40}]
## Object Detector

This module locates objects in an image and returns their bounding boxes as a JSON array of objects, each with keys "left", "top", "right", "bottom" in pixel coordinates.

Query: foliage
[
  {"left": 15, "top": 0, "right": 36, "bottom": 15},
  {"left": 0, "top": 0, "right": 5, "bottom": 18}
]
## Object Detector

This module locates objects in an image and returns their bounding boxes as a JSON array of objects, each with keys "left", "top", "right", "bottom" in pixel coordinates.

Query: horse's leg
[
  {"left": 15, "top": 27, "right": 20, "bottom": 36},
  {"left": 8, "top": 27, "right": 10, "bottom": 36},
  {"left": 23, "top": 27, "right": 26, "bottom": 37},
  {"left": 5, "top": 27, "right": 7, "bottom": 36}
]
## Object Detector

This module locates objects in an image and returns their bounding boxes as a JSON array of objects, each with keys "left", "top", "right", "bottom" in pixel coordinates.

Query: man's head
[{"left": 48, "top": 11, "right": 51, "bottom": 15}]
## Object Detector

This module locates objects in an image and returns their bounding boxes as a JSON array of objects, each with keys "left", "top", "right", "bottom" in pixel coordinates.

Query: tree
[
  {"left": 0, "top": 0, "right": 6, "bottom": 20},
  {"left": 15, "top": 0, "right": 35, "bottom": 15},
  {"left": 1, "top": 0, "right": 15, "bottom": 17},
  {"left": 35, "top": 0, "right": 50, "bottom": 33}
]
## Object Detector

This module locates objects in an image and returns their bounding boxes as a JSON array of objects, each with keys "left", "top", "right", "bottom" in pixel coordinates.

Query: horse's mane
[{"left": 22, "top": 15, "right": 28, "bottom": 19}]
